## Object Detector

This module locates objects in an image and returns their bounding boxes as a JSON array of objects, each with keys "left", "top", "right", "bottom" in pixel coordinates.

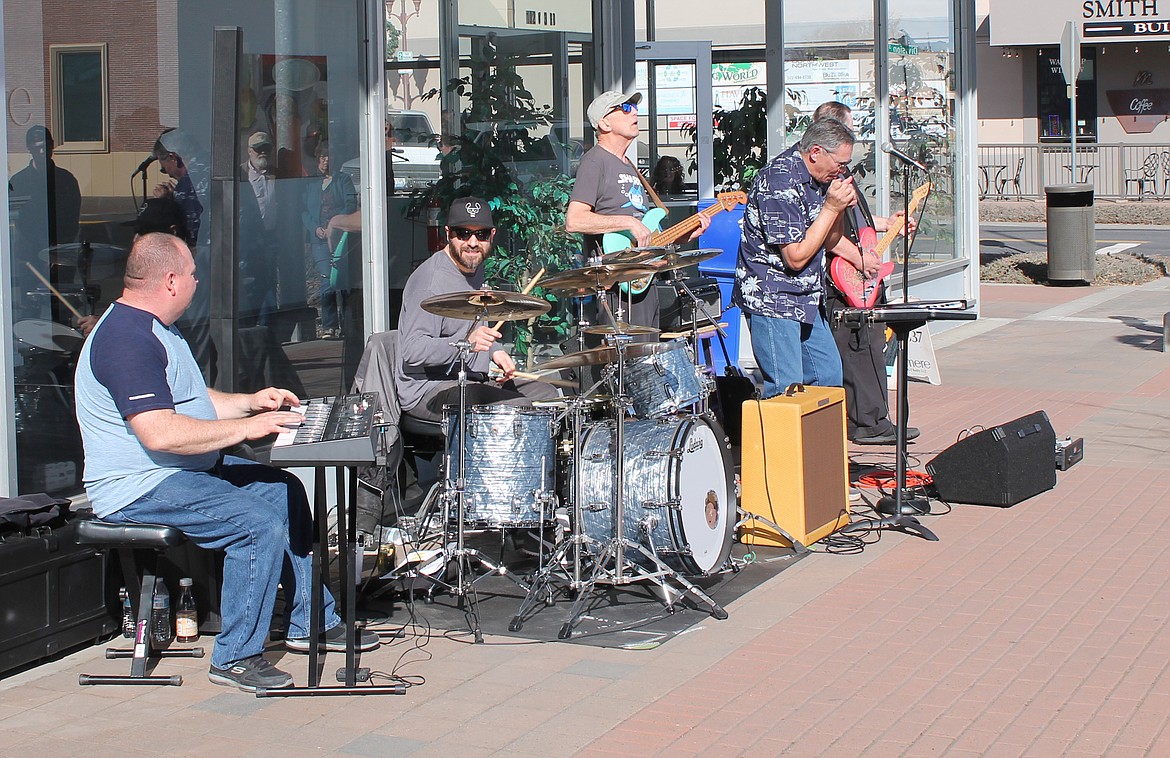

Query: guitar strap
[{"left": 633, "top": 166, "right": 668, "bottom": 214}]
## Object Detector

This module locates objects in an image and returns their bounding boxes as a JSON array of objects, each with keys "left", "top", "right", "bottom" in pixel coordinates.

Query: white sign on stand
[{"left": 888, "top": 325, "right": 942, "bottom": 389}]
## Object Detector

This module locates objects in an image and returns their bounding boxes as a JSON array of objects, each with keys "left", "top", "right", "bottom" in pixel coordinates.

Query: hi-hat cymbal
[
  {"left": 581, "top": 321, "right": 661, "bottom": 337},
  {"left": 37, "top": 242, "right": 127, "bottom": 267},
  {"left": 541, "top": 262, "right": 662, "bottom": 294},
  {"left": 420, "top": 289, "right": 550, "bottom": 322},
  {"left": 532, "top": 341, "right": 677, "bottom": 371}
]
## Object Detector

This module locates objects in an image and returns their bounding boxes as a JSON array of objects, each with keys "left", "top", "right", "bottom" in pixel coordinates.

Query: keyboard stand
[{"left": 258, "top": 463, "right": 403, "bottom": 697}]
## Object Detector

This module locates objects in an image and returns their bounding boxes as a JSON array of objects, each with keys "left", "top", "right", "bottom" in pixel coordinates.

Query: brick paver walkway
[{"left": 3, "top": 280, "right": 1169, "bottom": 757}]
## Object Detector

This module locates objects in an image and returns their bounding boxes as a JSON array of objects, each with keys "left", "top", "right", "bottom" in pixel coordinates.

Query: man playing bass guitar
[{"left": 566, "top": 91, "right": 709, "bottom": 333}]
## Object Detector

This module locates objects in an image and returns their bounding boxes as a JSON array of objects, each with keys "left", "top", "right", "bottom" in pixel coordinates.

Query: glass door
[{"left": 635, "top": 41, "right": 714, "bottom": 201}]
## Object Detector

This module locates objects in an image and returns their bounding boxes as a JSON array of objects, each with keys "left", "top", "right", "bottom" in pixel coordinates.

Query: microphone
[
  {"left": 881, "top": 141, "right": 929, "bottom": 172},
  {"left": 132, "top": 155, "right": 156, "bottom": 176}
]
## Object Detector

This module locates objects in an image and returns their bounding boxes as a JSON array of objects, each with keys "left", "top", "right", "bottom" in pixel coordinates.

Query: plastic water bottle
[
  {"left": 119, "top": 587, "right": 134, "bottom": 638},
  {"left": 149, "top": 578, "right": 173, "bottom": 646},
  {"left": 175, "top": 577, "right": 198, "bottom": 643}
]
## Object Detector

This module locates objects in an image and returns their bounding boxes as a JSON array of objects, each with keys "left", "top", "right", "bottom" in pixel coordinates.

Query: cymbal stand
[
  {"left": 665, "top": 263, "right": 726, "bottom": 416},
  {"left": 508, "top": 377, "right": 606, "bottom": 632},
  {"left": 429, "top": 314, "right": 531, "bottom": 643},
  {"left": 554, "top": 315, "right": 727, "bottom": 639}
]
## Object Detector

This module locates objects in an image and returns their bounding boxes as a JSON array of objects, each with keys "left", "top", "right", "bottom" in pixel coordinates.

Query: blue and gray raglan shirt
[{"left": 74, "top": 302, "right": 218, "bottom": 517}]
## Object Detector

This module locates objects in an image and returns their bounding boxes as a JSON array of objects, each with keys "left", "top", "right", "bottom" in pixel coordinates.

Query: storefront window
[
  {"left": 887, "top": 0, "right": 959, "bottom": 264},
  {"left": 1038, "top": 46, "right": 1097, "bottom": 142},
  {"left": 4, "top": 0, "right": 370, "bottom": 495}
]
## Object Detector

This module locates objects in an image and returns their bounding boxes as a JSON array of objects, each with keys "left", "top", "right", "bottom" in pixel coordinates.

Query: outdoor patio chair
[
  {"left": 1124, "top": 153, "right": 1159, "bottom": 200},
  {"left": 1160, "top": 152, "right": 1170, "bottom": 197},
  {"left": 995, "top": 157, "right": 1024, "bottom": 200}
]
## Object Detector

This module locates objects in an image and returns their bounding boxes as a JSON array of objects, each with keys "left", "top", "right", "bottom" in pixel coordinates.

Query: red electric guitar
[{"left": 829, "top": 181, "right": 932, "bottom": 308}]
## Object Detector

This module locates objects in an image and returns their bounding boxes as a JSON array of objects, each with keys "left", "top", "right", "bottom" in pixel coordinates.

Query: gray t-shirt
[
  {"left": 569, "top": 145, "right": 649, "bottom": 257},
  {"left": 394, "top": 250, "right": 493, "bottom": 412}
]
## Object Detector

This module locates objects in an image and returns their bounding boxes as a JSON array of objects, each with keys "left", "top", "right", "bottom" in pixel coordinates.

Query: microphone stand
[{"left": 842, "top": 156, "right": 938, "bottom": 542}]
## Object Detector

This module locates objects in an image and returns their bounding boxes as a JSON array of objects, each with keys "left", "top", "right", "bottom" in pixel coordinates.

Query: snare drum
[
  {"left": 624, "top": 339, "right": 708, "bottom": 418},
  {"left": 443, "top": 404, "right": 559, "bottom": 528},
  {"left": 14, "top": 319, "right": 84, "bottom": 355},
  {"left": 576, "top": 414, "right": 735, "bottom": 575}
]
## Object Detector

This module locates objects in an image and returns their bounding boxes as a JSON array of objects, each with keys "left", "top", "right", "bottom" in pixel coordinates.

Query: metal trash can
[{"left": 1045, "top": 183, "right": 1095, "bottom": 283}]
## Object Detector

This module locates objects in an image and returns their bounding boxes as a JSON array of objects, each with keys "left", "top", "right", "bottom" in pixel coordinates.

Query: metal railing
[{"left": 977, "top": 144, "right": 1170, "bottom": 200}]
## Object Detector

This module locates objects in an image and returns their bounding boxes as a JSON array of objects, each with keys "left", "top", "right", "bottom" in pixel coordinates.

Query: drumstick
[
  {"left": 660, "top": 322, "right": 729, "bottom": 340},
  {"left": 491, "top": 268, "right": 545, "bottom": 332},
  {"left": 490, "top": 367, "right": 576, "bottom": 389},
  {"left": 25, "top": 262, "right": 84, "bottom": 320}
]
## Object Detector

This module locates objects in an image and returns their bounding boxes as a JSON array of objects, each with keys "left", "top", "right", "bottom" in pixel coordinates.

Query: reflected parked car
[{"left": 341, "top": 109, "right": 441, "bottom": 192}]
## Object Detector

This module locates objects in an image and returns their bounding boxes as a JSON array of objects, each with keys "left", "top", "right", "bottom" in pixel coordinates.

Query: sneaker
[
  {"left": 208, "top": 655, "right": 293, "bottom": 693},
  {"left": 285, "top": 622, "right": 381, "bottom": 653}
]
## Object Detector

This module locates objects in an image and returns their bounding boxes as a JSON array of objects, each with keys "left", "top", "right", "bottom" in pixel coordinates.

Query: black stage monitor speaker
[{"left": 926, "top": 410, "right": 1057, "bottom": 507}]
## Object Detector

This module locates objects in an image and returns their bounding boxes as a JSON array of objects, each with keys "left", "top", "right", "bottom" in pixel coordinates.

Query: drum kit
[{"left": 409, "top": 246, "right": 739, "bottom": 640}]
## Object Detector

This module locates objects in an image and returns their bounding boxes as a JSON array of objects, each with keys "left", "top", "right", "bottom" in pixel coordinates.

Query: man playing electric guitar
[
  {"left": 566, "top": 91, "right": 708, "bottom": 333},
  {"left": 813, "top": 101, "right": 920, "bottom": 445}
]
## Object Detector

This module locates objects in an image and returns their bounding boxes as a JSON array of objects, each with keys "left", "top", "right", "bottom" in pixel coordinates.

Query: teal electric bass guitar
[{"left": 601, "top": 191, "right": 747, "bottom": 295}]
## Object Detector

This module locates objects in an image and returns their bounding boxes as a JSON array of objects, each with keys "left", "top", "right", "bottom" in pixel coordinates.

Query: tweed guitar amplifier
[{"left": 739, "top": 385, "right": 851, "bottom": 548}]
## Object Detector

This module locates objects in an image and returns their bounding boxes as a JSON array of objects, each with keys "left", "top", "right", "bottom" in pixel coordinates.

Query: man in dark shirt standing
[{"left": 734, "top": 118, "right": 857, "bottom": 399}]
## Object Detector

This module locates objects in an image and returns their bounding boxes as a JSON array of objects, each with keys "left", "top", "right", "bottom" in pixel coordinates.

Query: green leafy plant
[
  {"left": 684, "top": 86, "right": 769, "bottom": 191},
  {"left": 409, "top": 43, "right": 580, "bottom": 362}
]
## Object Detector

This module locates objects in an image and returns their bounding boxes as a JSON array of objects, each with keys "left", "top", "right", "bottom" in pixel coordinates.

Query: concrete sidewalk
[{"left": 3, "top": 280, "right": 1170, "bottom": 757}]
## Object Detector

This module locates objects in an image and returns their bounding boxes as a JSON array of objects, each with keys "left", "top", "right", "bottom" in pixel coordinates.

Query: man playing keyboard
[{"left": 74, "top": 232, "right": 379, "bottom": 694}]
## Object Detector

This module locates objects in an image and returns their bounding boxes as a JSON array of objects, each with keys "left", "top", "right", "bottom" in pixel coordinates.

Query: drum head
[
  {"left": 14, "top": 319, "right": 84, "bottom": 353},
  {"left": 672, "top": 417, "right": 736, "bottom": 574}
]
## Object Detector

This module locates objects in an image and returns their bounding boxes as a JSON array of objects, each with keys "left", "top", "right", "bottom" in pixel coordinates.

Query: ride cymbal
[{"left": 420, "top": 289, "right": 550, "bottom": 321}]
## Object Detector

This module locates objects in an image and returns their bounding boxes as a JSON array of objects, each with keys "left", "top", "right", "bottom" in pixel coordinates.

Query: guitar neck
[
  {"left": 872, "top": 216, "right": 906, "bottom": 258},
  {"left": 649, "top": 204, "right": 722, "bottom": 247}
]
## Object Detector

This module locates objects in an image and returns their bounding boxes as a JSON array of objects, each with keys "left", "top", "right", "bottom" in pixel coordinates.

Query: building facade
[{"left": 2, "top": 0, "right": 979, "bottom": 498}]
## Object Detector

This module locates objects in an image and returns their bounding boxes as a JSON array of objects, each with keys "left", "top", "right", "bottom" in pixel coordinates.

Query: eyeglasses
[
  {"left": 450, "top": 227, "right": 493, "bottom": 242},
  {"left": 818, "top": 148, "right": 852, "bottom": 171},
  {"left": 607, "top": 102, "right": 638, "bottom": 116}
]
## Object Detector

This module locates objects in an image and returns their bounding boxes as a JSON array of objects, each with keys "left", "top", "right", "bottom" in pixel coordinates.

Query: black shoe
[
  {"left": 852, "top": 426, "right": 920, "bottom": 446},
  {"left": 208, "top": 655, "right": 293, "bottom": 693},
  {"left": 285, "top": 622, "right": 381, "bottom": 653}
]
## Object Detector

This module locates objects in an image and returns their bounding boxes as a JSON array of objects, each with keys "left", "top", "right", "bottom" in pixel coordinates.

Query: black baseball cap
[{"left": 446, "top": 196, "right": 494, "bottom": 229}]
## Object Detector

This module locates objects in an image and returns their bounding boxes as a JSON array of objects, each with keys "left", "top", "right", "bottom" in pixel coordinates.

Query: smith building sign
[{"left": 990, "top": 0, "right": 1170, "bottom": 45}]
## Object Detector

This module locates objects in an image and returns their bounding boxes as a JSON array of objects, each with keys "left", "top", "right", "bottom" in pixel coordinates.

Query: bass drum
[{"left": 576, "top": 414, "right": 735, "bottom": 575}]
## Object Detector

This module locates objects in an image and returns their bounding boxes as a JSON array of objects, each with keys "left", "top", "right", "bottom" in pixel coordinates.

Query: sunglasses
[
  {"left": 607, "top": 102, "right": 638, "bottom": 116},
  {"left": 450, "top": 227, "right": 493, "bottom": 241}
]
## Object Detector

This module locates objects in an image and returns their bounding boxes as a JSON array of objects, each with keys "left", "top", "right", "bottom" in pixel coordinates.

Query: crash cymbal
[
  {"left": 600, "top": 245, "right": 668, "bottom": 265},
  {"left": 420, "top": 289, "right": 550, "bottom": 321},
  {"left": 581, "top": 321, "right": 662, "bottom": 337},
  {"left": 541, "top": 262, "right": 662, "bottom": 295},
  {"left": 531, "top": 341, "right": 676, "bottom": 371},
  {"left": 654, "top": 247, "right": 723, "bottom": 271}
]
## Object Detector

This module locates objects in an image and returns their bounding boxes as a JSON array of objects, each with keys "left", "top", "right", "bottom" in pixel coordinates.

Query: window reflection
[{"left": 5, "top": 1, "right": 367, "bottom": 495}]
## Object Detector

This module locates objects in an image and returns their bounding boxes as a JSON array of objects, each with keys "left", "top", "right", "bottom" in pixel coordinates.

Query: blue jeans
[
  {"left": 747, "top": 311, "right": 843, "bottom": 399},
  {"left": 103, "top": 455, "right": 339, "bottom": 668}
]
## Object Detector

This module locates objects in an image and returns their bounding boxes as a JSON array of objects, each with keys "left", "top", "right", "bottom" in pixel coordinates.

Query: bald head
[{"left": 124, "top": 232, "right": 191, "bottom": 291}]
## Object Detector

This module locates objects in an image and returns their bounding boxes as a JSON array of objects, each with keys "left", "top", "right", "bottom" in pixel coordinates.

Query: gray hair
[
  {"left": 798, "top": 118, "right": 855, "bottom": 155},
  {"left": 812, "top": 101, "right": 852, "bottom": 124}
]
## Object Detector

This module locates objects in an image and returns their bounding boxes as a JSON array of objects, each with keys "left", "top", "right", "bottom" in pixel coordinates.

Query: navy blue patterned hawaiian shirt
[{"left": 733, "top": 146, "right": 829, "bottom": 324}]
